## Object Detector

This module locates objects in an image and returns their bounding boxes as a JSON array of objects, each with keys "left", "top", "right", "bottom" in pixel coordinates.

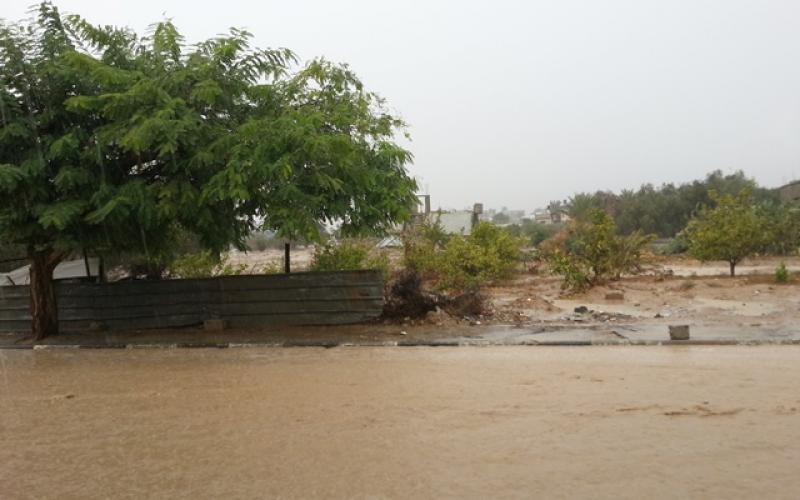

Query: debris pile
[{"left": 562, "top": 306, "right": 633, "bottom": 323}]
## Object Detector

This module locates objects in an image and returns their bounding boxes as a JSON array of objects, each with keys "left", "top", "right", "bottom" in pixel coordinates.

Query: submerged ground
[
  {"left": 2, "top": 346, "right": 800, "bottom": 499},
  {"left": 4, "top": 255, "right": 800, "bottom": 348}
]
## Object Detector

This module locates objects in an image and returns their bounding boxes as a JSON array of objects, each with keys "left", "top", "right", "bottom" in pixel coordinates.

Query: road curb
[{"left": 5, "top": 339, "right": 800, "bottom": 350}]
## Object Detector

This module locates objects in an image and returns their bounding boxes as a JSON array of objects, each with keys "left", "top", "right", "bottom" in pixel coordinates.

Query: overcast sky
[{"left": 6, "top": 0, "right": 800, "bottom": 211}]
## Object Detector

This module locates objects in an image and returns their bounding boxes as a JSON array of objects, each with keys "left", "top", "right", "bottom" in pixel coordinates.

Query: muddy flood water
[{"left": 2, "top": 346, "right": 800, "bottom": 499}]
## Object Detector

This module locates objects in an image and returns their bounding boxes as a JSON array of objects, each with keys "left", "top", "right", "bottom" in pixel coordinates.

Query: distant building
[
  {"left": 531, "top": 209, "right": 552, "bottom": 225},
  {"left": 409, "top": 195, "right": 482, "bottom": 235},
  {"left": 529, "top": 208, "right": 571, "bottom": 225},
  {"left": 438, "top": 211, "right": 476, "bottom": 235},
  {"left": 504, "top": 210, "right": 526, "bottom": 225},
  {"left": 550, "top": 210, "right": 571, "bottom": 224}
]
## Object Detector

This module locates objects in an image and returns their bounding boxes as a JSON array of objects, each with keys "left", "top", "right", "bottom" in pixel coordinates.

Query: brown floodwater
[{"left": 1, "top": 346, "right": 800, "bottom": 499}]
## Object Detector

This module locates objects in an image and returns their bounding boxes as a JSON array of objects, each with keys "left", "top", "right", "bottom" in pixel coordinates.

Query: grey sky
[{"left": 6, "top": 0, "right": 800, "bottom": 211}]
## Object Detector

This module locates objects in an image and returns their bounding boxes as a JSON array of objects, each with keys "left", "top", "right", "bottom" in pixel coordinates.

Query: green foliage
[
  {"left": 259, "top": 260, "right": 284, "bottom": 275},
  {"left": 652, "top": 238, "right": 689, "bottom": 256},
  {"left": 170, "top": 251, "right": 249, "bottom": 279},
  {"left": 1, "top": 4, "right": 417, "bottom": 335},
  {"left": 491, "top": 212, "right": 510, "bottom": 225},
  {"left": 404, "top": 221, "right": 524, "bottom": 293},
  {"left": 0, "top": 3, "right": 416, "bottom": 262},
  {"left": 402, "top": 218, "right": 449, "bottom": 274},
  {"left": 170, "top": 251, "right": 220, "bottom": 279},
  {"left": 683, "top": 190, "right": 768, "bottom": 276},
  {"left": 775, "top": 262, "right": 790, "bottom": 284},
  {"left": 607, "top": 230, "right": 656, "bottom": 279},
  {"left": 310, "top": 240, "right": 390, "bottom": 277},
  {"left": 759, "top": 202, "right": 800, "bottom": 256},
  {"left": 544, "top": 209, "right": 655, "bottom": 291},
  {"left": 0, "top": 241, "right": 25, "bottom": 272},
  {"left": 544, "top": 248, "right": 591, "bottom": 292},
  {"left": 565, "top": 170, "right": 778, "bottom": 237},
  {"left": 504, "top": 220, "right": 559, "bottom": 247}
]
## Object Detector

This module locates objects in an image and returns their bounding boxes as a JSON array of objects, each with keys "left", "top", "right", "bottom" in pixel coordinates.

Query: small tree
[
  {"left": 543, "top": 209, "right": 654, "bottom": 291},
  {"left": 404, "top": 221, "right": 523, "bottom": 292},
  {"left": 683, "top": 190, "right": 767, "bottom": 276}
]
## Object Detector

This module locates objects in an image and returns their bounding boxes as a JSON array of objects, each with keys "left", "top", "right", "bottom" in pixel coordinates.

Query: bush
[
  {"left": 775, "top": 263, "right": 790, "bottom": 284},
  {"left": 652, "top": 238, "right": 689, "bottom": 256},
  {"left": 543, "top": 209, "right": 654, "bottom": 291},
  {"left": 170, "top": 251, "right": 248, "bottom": 278},
  {"left": 505, "top": 220, "right": 560, "bottom": 247},
  {"left": 546, "top": 248, "right": 591, "bottom": 292},
  {"left": 404, "top": 221, "right": 525, "bottom": 293},
  {"left": 259, "top": 260, "right": 284, "bottom": 274},
  {"left": 310, "top": 240, "right": 390, "bottom": 277}
]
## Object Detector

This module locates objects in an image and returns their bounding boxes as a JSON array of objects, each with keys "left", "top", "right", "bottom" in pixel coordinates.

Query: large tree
[{"left": 0, "top": 3, "right": 417, "bottom": 339}]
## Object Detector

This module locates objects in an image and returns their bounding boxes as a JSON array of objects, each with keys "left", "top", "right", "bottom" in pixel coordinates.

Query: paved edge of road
[{"left": 3, "top": 339, "right": 800, "bottom": 349}]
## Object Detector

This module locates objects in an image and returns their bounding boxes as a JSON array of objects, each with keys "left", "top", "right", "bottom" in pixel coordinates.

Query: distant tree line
[{"left": 563, "top": 170, "right": 779, "bottom": 237}]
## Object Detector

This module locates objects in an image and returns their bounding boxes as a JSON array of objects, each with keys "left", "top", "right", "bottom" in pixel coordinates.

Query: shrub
[
  {"left": 402, "top": 219, "right": 448, "bottom": 279},
  {"left": 170, "top": 251, "right": 248, "bottom": 278},
  {"left": 170, "top": 251, "right": 219, "bottom": 278},
  {"left": 546, "top": 248, "right": 591, "bottom": 292},
  {"left": 543, "top": 209, "right": 654, "bottom": 291},
  {"left": 505, "top": 220, "right": 560, "bottom": 247},
  {"left": 775, "top": 263, "right": 790, "bottom": 284},
  {"left": 259, "top": 261, "right": 284, "bottom": 274},
  {"left": 310, "top": 240, "right": 390, "bottom": 277},
  {"left": 404, "top": 221, "right": 525, "bottom": 293},
  {"left": 608, "top": 230, "right": 655, "bottom": 278},
  {"left": 652, "top": 237, "right": 689, "bottom": 256}
]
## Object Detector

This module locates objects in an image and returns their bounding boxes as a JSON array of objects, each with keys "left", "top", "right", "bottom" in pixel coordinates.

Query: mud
[{"left": 2, "top": 346, "right": 800, "bottom": 499}]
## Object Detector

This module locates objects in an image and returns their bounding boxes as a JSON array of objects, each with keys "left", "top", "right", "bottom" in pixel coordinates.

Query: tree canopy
[
  {"left": 0, "top": 3, "right": 417, "bottom": 338},
  {"left": 683, "top": 190, "right": 768, "bottom": 276},
  {"left": 564, "top": 170, "right": 778, "bottom": 237}
]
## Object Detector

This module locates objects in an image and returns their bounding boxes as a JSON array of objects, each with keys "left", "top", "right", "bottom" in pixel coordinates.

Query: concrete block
[{"left": 669, "top": 325, "right": 690, "bottom": 341}]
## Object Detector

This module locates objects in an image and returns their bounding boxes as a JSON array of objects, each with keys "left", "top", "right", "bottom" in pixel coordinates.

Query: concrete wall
[{"left": 438, "top": 211, "right": 475, "bottom": 235}]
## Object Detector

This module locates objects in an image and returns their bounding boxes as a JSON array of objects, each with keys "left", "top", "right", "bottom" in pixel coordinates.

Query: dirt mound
[
  {"left": 422, "top": 307, "right": 462, "bottom": 326},
  {"left": 442, "top": 290, "right": 488, "bottom": 317}
]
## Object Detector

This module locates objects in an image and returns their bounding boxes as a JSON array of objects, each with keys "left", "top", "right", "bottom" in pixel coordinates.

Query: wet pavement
[
  {"left": 2, "top": 321, "right": 800, "bottom": 349},
  {"left": 2, "top": 346, "right": 800, "bottom": 499}
]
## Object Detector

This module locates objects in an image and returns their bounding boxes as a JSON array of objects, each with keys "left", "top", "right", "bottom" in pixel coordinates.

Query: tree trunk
[
  {"left": 29, "top": 248, "right": 62, "bottom": 340},
  {"left": 284, "top": 242, "right": 291, "bottom": 274},
  {"left": 729, "top": 260, "right": 736, "bottom": 277}
]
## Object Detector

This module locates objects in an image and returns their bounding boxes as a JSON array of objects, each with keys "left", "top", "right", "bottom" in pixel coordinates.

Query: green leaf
[
  {"left": 38, "top": 200, "right": 87, "bottom": 230},
  {"left": 0, "top": 164, "right": 26, "bottom": 191}
]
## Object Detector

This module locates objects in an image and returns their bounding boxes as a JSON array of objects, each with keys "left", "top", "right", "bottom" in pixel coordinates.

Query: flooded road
[{"left": 2, "top": 346, "right": 800, "bottom": 499}]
